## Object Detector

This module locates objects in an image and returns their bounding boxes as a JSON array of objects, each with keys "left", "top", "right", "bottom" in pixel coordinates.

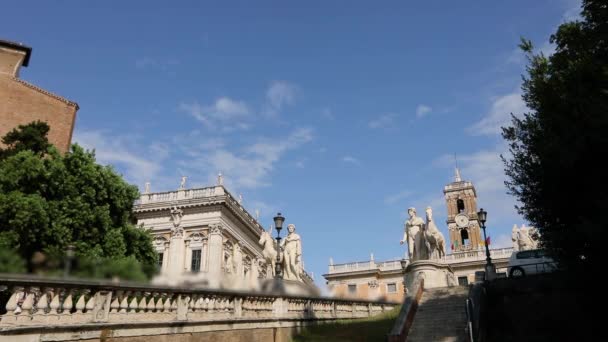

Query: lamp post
[
  {"left": 477, "top": 208, "right": 496, "bottom": 280},
  {"left": 64, "top": 244, "right": 75, "bottom": 278},
  {"left": 273, "top": 213, "right": 285, "bottom": 279}
]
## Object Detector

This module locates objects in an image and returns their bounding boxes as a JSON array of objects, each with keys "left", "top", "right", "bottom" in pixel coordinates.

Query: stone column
[
  {"left": 168, "top": 234, "right": 185, "bottom": 277},
  {"left": 207, "top": 224, "right": 224, "bottom": 280},
  {"left": 252, "top": 258, "right": 261, "bottom": 280},
  {"left": 234, "top": 243, "right": 243, "bottom": 277},
  {"left": 184, "top": 240, "right": 192, "bottom": 272}
]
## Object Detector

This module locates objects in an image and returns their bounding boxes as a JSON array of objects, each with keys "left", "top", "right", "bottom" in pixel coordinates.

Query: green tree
[
  {"left": 0, "top": 120, "right": 51, "bottom": 159},
  {"left": 502, "top": 0, "right": 608, "bottom": 274},
  {"left": 0, "top": 122, "right": 157, "bottom": 280}
]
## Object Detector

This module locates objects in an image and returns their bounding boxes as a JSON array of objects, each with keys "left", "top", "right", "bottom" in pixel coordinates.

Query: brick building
[{"left": 0, "top": 39, "right": 78, "bottom": 153}]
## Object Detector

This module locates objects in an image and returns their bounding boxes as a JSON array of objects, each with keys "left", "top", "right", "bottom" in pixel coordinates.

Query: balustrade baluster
[
  {"left": 119, "top": 292, "right": 129, "bottom": 313},
  {"left": 58, "top": 289, "right": 74, "bottom": 316},
  {"left": 138, "top": 295, "right": 148, "bottom": 312},
  {"left": 129, "top": 295, "right": 138, "bottom": 313},
  {"left": 146, "top": 293, "right": 156, "bottom": 312}
]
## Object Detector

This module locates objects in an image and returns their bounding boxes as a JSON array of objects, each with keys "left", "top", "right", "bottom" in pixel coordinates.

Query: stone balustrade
[
  {"left": 328, "top": 248, "right": 514, "bottom": 274},
  {"left": 135, "top": 186, "right": 221, "bottom": 205},
  {"left": 0, "top": 275, "right": 395, "bottom": 334}
]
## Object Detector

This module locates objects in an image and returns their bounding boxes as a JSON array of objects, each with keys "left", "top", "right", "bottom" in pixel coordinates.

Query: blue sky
[{"left": 3, "top": 0, "right": 581, "bottom": 289}]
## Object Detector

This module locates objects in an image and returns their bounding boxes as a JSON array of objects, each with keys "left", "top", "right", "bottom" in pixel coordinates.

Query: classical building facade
[
  {"left": 132, "top": 178, "right": 313, "bottom": 287},
  {"left": 0, "top": 39, "right": 79, "bottom": 153},
  {"left": 323, "top": 170, "right": 513, "bottom": 302}
]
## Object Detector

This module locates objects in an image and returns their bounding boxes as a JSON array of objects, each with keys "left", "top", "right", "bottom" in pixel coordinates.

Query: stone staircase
[{"left": 406, "top": 286, "right": 469, "bottom": 342}]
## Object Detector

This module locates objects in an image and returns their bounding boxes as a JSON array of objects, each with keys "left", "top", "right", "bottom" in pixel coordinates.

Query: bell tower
[{"left": 443, "top": 168, "right": 483, "bottom": 252}]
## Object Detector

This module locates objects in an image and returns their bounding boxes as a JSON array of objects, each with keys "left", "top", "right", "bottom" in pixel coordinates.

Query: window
[
  {"left": 191, "top": 249, "right": 202, "bottom": 272},
  {"left": 348, "top": 284, "right": 357, "bottom": 294},
  {"left": 496, "top": 272, "right": 507, "bottom": 278},
  {"left": 460, "top": 229, "right": 469, "bottom": 246},
  {"left": 157, "top": 253, "right": 163, "bottom": 269},
  {"left": 516, "top": 250, "right": 535, "bottom": 259},
  {"left": 457, "top": 199, "right": 465, "bottom": 213},
  {"left": 458, "top": 276, "right": 469, "bottom": 286},
  {"left": 387, "top": 283, "right": 397, "bottom": 293}
]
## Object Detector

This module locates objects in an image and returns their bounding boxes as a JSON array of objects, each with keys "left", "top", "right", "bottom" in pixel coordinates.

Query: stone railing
[
  {"left": 135, "top": 186, "right": 221, "bottom": 205},
  {"left": 328, "top": 248, "right": 514, "bottom": 275},
  {"left": 443, "top": 247, "right": 514, "bottom": 263},
  {"left": 0, "top": 274, "right": 396, "bottom": 336}
]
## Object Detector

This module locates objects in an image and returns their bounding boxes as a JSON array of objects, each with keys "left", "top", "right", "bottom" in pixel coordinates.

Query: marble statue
[
  {"left": 280, "top": 224, "right": 302, "bottom": 281},
  {"left": 401, "top": 207, "right": 427, "bottom": 261},
  {"left": 238, "top": 194, "right": 243, "bottom": 204},
  {"left": 517, "top": 224, "right": 539, "bottom": 250},
  {"left": 258, "top": 227, "right": 277, "bottom": 277},
  {"left": 144, "top": 182, "right": 151, "bottom": 194},
  {"left": 424, "top": 207, "right": 446, "bottom": 259},
  {"left": 217, "top": 172, "right": 224, "bottom": 185},
  {"left": 511, "top": 224, "right": 520, "bottom": 251},
  {"left": 179, "top": 176, "right": 187, "bottom": 189}
]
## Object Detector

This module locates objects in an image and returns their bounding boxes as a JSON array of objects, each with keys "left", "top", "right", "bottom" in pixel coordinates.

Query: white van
[{"left": 507, "top": 249, "right": 558, "bottom": 277}]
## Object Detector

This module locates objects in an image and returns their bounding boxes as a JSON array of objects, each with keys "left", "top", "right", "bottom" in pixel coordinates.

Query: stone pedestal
[{"left": 404, "top": 260, "right": 457, "bottom": 293}]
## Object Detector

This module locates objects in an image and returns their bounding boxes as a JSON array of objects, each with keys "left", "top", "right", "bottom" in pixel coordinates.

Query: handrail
[{"left": 387, "top": 278, "right": 425, "bottom": 342}]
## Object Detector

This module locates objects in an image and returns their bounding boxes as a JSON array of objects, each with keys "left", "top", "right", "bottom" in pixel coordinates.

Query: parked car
[{"left": 507, "top": 248, "right": 558, "bottom": 277}]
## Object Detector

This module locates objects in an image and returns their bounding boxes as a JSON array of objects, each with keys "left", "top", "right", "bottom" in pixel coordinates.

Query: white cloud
[
  {"left": 295, "top": 159, "right": 306, "bottom": 168},
  {"left": 180, "top": 128, "right": 313, "bottom": 189},
  {"left": 384, "top": 190, "right": 412, "bottom": 205},
  {"left": 562, "top": 0, "right": 582, "bottom": 21},
  {"left": 135, "top": 57, "right": 157, "bottom": 69},
  {"left": 179, "top": 97, "right": 250, "bottom": 130},
  {"left": 468, "top": 91, "right": 527, "bottom": 136},
  {"left": 265, "top": 81, "right": 297, "bottom": 116},
  {"left": 321, "top": 107, "right": 335, "bottom": 120},
  {"left": 416, "top": 105, "right": 432, "bottom": 118},
  {"left": 369, "top": 113, "right": 396, "bottom": 129},
  {"left": 73, "top": 130, "right": 163, "bottom": 189},
  {"left": 342, "top": 156, "right": 360, "bottom": 165},
  {"left": 434, "top": 144, "right": 519, "bottom": 223}
]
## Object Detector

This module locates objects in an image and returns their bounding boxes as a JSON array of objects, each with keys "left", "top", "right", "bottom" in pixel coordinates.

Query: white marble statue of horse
[
  {"left": 424, "top": 207, "right": 446, "bottom": 259},
  {"left": 258, "top": 228, "right": 278, "bottom": 277}
]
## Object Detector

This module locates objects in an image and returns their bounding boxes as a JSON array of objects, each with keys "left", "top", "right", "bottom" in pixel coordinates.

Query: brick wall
[{"left": 0, "top": 75, "right": 78, "bottom": 153}]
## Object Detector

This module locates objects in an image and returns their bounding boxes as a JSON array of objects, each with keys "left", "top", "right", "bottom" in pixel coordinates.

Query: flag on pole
[{"left": 451, "top": 243, "right": 454, "bottom": 250}]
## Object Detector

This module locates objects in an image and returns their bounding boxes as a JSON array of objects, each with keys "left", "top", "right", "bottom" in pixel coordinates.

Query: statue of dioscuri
[
  {"left": 401, "top": 207, "right": 427, "bottom": 261},
  {"left": 280, "top": 224, "right": 302, "bottom": 281}
]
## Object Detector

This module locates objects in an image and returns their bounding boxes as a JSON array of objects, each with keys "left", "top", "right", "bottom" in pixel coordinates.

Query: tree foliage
[
  {"left": 0, "top": 122, "right": 157, "bottom": 280},
  {"left": 502, "top": 0, "right": 608, "bottom": 274}
]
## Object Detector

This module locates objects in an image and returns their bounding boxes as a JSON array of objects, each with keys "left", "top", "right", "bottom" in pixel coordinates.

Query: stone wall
[{"left": 0, "top": 74, "right": 78, "bottom": 153}]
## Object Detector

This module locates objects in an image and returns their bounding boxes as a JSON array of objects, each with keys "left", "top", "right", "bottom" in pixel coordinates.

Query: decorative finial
[
  {"left": 454, "top": 154, "right": 462, "bottom": 182},
  {"left": 144, "top": 182, "right": 151, "bottom": 194},
  {"left": 217, "top": 172, "right": 224, "bottom": 185}
]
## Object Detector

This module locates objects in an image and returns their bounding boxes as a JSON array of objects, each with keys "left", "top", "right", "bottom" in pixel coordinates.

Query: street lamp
[
  {"left": 273, "top": 213, "right": 285, "bottom": 279},
  {"left": 64, "top": 244, "right": 75, "bottom": 278},
  {"left": 477, "top": 208, "right": 496, "bottom": 280}
]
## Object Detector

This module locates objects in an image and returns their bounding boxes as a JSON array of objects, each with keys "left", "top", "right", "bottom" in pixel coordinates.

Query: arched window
[{"left": 457, "top": 199, "right": 465, "bottom": 213}]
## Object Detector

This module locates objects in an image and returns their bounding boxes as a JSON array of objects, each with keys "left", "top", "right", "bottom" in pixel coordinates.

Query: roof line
[{"left": 12, "top": 77, "right": 79, "bottom": 109}]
